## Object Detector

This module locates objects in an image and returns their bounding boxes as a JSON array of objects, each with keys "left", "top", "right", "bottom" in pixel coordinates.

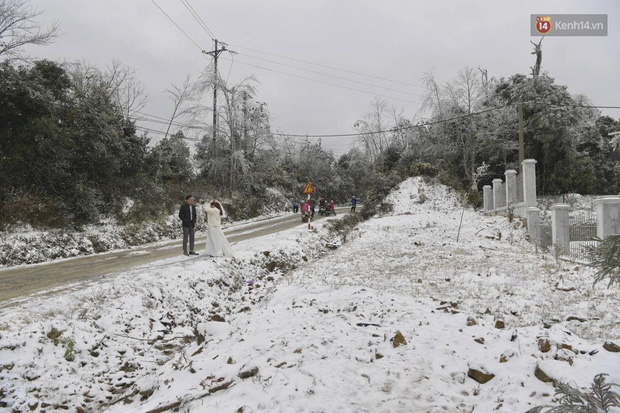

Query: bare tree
[
  {"left": 65, "top": 59, "right": 148, "bottom": 121},
  {"left": 104, "top": 59, "right": 148, "bottom": 120},
  {"left": 354, "top": 97, "right": 391, "bottom": 162},
  {"left": 0, "top": 0, "right": 59, "bottom": 60},
  {"left": 163, "top": 75, "right": 199, "bottom": 139},
  {"left": 420, "top": 69, "right": 444, "bottom": 118},
  {"left": 530, "top": 38, "right": 544, "bottom": 78}
]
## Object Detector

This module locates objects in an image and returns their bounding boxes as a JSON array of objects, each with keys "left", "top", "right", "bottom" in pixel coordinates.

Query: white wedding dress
[{"left": 203, "top": 205, "right": 234, "bottom": 257}]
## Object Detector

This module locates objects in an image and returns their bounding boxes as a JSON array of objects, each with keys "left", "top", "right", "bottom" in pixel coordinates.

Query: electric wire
[
  {"left": 150, "top": 0, "right": 203, "bottom": 51},
  {"left": 228, "top": 43, "right": 426, "bottom": 90},
  {"left": 180, "top": 0, "right": 216, "bottom": 40},
  {"left": 270, "top": 104, "right": 513, "bottom": 138},
  {"left": 235, "top": 52, "right": 424, "bottom": 98},
  {"left": 220, "top": 56, "right": 422, "bottom": 106}
]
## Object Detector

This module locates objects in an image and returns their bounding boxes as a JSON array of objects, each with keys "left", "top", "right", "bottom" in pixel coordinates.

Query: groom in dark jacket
[{"left": 178, "top": 195, "right": 198, "bottom": 255}]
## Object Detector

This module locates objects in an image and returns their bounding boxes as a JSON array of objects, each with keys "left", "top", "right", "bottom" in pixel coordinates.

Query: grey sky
[{"left": 24, "top": 0, "right": 620, "bottom": 156}]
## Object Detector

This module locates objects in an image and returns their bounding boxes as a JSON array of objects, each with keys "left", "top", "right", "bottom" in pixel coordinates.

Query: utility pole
[
  {"left": 202, "top": 39, "right": 233, "bottom": 148},
  {"left": 519, "top": 102, "right": 524, "bottom": 174}
]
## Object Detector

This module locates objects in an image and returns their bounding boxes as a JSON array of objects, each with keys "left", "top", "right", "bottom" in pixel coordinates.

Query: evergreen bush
[
  {"left": 526, "top": 373, "right": 620, "bottom": 412},
  {"left": 587, "top": 235, "right": 620, "bottom": 288}
]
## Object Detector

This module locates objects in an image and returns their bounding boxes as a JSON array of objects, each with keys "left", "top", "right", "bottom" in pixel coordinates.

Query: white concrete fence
[
  {"left": 549, "top": 197, "right": 620, "bottom": 258},
  {"left": 483, "top": 159, "right": 541, "bottom": 242},
  {"left": 483, "top": 159, "right": 620, "bottom": 259}
]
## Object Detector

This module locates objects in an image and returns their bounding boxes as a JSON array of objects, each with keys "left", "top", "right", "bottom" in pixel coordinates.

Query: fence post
[
  {"left": 526, "top": 207, "right": 541, "bottom": 244},
  {"left": 550, "top": 204, "right": 570, "bottom": 255},
  {"left": 492, "top": 179, "right": 503, "bottom": 212},
  {"left": 593, "top": 197, "right": 620, "bottom": 239},
  {"left": 522, "top": 159, "right": 537, "bottom": 207},
  {"left": 505, "top": 169, "right": 517, "bottom": 208},
  {"left": 483, "top": 185, "right": 493, "bottom": 213}
]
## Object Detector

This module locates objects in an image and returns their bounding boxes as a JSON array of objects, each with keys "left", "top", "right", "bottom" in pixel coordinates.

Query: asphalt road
[{"left": 0, "top": 208, "right": 348, "bottom": 306}]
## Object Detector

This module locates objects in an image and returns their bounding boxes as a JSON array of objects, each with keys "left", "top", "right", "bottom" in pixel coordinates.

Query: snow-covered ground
[{"left": 1, "top": 177, "right": 619, "bottom": 412}]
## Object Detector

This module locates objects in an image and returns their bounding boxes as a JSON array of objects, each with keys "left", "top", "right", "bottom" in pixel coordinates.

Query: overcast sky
[{"left": 24, "top": 0, "right": 620, "bottom": 155}]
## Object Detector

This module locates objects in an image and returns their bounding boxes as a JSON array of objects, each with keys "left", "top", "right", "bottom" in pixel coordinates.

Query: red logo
[{"left": 535, "top": 16, "right": 551, "bottom": 34}]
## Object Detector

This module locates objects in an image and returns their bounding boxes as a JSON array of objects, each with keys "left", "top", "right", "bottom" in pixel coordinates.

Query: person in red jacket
[
  {"left": 300, "top": 200, "right": 310, "bottom": 220},
  {"left": 328, "top": 200, "right": 336, "bottom": 215}
]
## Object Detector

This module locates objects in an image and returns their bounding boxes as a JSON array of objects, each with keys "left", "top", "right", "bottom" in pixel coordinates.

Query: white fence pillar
[
  {"left": 526, "top": 207, "right": 541, "bottom": 244},
  {"left": 522, "top": 159, "right": 537, "bottom": 208},
  {"left": 483, "top": 185, "right": 493, "bottom": 213},
  {"left": 492, "top": 179, "right": 503, "bottom": 211},
  {"left": 593, "top": 197, "right": 620, "bottom": 239},
  {"left": 551, "top": 204, "right": 570, "bottom": 254},
  {"left": 505, "top": 169, "right": 517, "bottom": 208}
]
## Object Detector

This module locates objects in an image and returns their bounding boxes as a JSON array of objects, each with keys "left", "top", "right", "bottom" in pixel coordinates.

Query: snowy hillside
[{"left": 0, "top": 177, "right": 619, "bottom": 413}]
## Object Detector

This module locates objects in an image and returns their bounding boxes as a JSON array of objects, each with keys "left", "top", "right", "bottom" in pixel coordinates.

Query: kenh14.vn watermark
[{"left": 531, "top": 14, "right": 607, "bottom": 36}]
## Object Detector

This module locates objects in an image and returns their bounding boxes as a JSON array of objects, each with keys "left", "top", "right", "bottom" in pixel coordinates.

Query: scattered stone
[
  {"left": 554, "top": 351, "right": 574, "bottom": 366},
  {"left": 468, "top": 368, "right": 495, "bottom": 384},
  {"left": 603, "top": 341, "right": 620, "bottom": 352},
  {"left": 238, "top": 365, "right": 259, "bottom": 379},
  {"left": 534, "top": 364, "right": 553, "bottom": 383},
  {"left": 558, "top": 343, "right": 575, "bottom": 353},
  {"left": 474, "top": 337, "right": 485, "bottom": 345},
  {"left": 467, "top": 317, "right": 478, "bottom": 326},
  {"left": 211, "top": 314, "right": 225, "bottom": 322},
  {"left": 538, "top": 338, "right": 552, "bottom": 353},
  {"left": 293, "top": 348, "right": 302, "bottom": 354},
  {"left": 495, "top": 320, "right": 505, "bottom": 329},
  {"left": 392, "top": 331, "right": 407, "bottom": 348},
  {"left": 566, "top": 316, "right": 587, "bottom": 323},
  {"left": 262, "top": 251, "right": 270, "bottom": 257},
  {"left": 375, "top": 352, "right": 384, "bottom": 360},
  {"left": 227, "top": 357, "right": 234, "bottom": 364},
  {"left": 499, "top": 349, "right": 517, "bottom": 363}
]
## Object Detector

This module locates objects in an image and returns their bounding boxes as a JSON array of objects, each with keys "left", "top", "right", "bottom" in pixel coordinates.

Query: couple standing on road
[{"left": 178, "top": 195, "right": 234, "bottom": 258}]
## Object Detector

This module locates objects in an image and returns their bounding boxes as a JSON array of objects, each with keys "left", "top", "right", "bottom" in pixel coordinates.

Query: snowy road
[{"left": 0, "top": 208, "right": 347, "bottom": 305}]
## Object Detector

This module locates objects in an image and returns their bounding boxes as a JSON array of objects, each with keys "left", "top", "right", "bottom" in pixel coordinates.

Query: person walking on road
[
  {"left": 350, "top": 196, "right": 358, "bottom": 212},
  {"left": 179, "top": 195, "right": 198, "bottom": 256},
  {"left": 204, "top": 200, "right": 234, "bottom": 258}
]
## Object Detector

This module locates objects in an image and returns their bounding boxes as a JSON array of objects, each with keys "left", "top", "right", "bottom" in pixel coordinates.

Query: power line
[
  {"left": 271, "top": 104, "right": 513, "bottom": 138},
  {"left": 150, "top": 0, "right": 203, "bottom": 51},
  {"left": 135, "top": 125, "right": 202, "bottom": 141},
  {"left": 180, "top": 0, "right": 216, "bottom": 40},
  {"left": 134, "top": 110, "right": 210, "bottom": 130},
  {"left": 228, "top": 43, "right": 426, "bottom": 90},
  {"left": 235, "top": 52, "right": 424, "bottom": 98},
  {"left": 270, "top": 103, "right": 620, "bottom": 139},
  {"left": 220, "top": 56, "right": 422, "bottom": 106}
]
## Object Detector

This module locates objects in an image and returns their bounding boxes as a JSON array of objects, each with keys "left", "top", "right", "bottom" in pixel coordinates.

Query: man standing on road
[
  {"left": 351, "top": 196, "right": 357, "bottom": 212},
  {"left": 178, "top": 195, "right": 198, "bottom": 256}
]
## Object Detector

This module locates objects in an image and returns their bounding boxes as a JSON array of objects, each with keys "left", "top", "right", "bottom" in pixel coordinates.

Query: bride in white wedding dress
[{"left": 203, "top": 200, "right": 234, "bottom": 257}]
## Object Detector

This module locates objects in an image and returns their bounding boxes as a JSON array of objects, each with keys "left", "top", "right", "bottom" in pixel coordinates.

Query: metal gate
[{"left": 568, "top": 211, "right": 598, "bottom": 262}]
